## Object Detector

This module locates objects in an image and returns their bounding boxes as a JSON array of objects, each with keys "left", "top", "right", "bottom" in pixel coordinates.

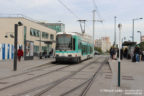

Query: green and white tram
[{"left": 55, "top": 32, "right": 93, "bottom": 63}]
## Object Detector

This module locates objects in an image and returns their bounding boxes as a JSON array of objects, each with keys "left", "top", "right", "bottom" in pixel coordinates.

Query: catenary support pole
[{"left": 93, "top": 10, "right": 96, "bottom": 57}]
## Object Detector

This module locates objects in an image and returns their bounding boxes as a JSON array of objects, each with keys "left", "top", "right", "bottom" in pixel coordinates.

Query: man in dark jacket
[{"left": 134, "top": 45, "right": 141, "bottom": 62}]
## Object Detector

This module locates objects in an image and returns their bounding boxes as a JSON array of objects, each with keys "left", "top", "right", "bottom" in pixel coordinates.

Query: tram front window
[{"left": 56, "top": 34, "right": 73, "bottom": 50}]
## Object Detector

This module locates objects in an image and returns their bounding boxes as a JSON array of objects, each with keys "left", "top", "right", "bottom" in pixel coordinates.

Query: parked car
[{"left": 94, "top": 51, "right": 100, "bottom": 55}]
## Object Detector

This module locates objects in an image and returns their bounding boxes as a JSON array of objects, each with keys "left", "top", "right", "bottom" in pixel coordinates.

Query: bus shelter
[{"left": 122, "top": 41, "right": 136, "bottom": 59}]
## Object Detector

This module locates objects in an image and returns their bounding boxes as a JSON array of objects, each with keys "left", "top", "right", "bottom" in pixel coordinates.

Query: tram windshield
[{"left": 56, "top": 34, "right": 73, "bottom": 50}]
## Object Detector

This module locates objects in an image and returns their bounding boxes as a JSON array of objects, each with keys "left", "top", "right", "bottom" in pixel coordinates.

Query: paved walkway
[
  {"left": 109, "top": 58, "right": 144, "bottom": 96},
  {"left": 0, "top": 57, "right": 55, "bottom": 78},
  {"left": 0, "top": 56, "right": 143, "bottom": 96}
]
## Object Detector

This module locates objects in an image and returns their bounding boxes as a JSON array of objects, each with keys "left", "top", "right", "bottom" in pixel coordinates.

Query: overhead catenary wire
[
  {"left": 57, "top": 0, "right": 80, "bottom": 20},
  {"left": 57, "top": 0, "right": 84, "bottom": 33},
  {"left": 92, "top": 0, "right": 102, "bottom": 20},
  {"left": 57, "top": 0, "right": 103, "bottom": 35}
]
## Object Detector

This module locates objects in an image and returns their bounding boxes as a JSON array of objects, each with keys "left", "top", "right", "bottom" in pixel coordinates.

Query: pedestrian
[
  {"left": 113, "top": 48, "right": 117, "bottom": 60},
  {"left": 133, "top": 45, "right": 141, "bottom": 63},
  {"left": 51, "top": 48, "right": 53, "bottom": 56},
  {"left": 117, "top": 48, "right": 123, "bottom": 60},
  {"left": 43, "top": 50, "right": 47, "bottom": 58},
  {"left": 17, "top": 47, "right": 23, "bottom": 61},
  {"left": 110, "top": 47, "right": 113, "bottom": 59},
  {"left": 49, "top": 49, "right": 53, "bottom": 58},
  {"left": 142, "top": 51, "right": 144, "bottom": 61},
  {"left": 124, "top": 47, "right": 128, "bottom": 58},
  {"left": 120, "top": 48, "right": 123, "bottom": 60}
]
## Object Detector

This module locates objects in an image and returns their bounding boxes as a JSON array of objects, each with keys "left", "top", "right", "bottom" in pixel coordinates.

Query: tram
[{"left": 55, "top": 32, "right": 93, "bottom": 63}]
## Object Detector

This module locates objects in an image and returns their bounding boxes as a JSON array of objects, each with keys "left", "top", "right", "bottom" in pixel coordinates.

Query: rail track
[
  {"left": 0, "top": 64, "right": 71, "bottom": 91},
  {"left": 79, "top": 58, "right": 108, "bottom": 96},
  {"left": 59, "top": 58, "right": 108, "bottom": 96},
  {"left": 0, "top": 57, "right": 97, "bottom": 92},
  {"left": 0, "top": 62, "right": 55, "bottom": 80},
  {"left": 13, "top": 57, "right": 102, "bottom": 96}
]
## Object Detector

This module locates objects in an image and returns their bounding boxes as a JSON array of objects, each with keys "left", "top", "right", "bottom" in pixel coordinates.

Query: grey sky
[{"left": 0, "top": 0, "right": 144, "bottom": 43}]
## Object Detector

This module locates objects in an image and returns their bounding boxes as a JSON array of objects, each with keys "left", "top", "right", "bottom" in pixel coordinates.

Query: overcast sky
[{"left": 0, "top": 0, "right": 144, "bottom": 44}]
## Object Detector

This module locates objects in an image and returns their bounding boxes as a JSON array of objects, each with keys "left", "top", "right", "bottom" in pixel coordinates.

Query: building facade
[
  {"left": 141, "top": 36, "right": 144, "bottom": 42},
  {"left": 0, "top": 17, "right": 56, "bottom": 60},
  {"left": 95, "top": 37, "right": 111, "bottom": 52},
  {"left": 39, "top": 23, "right": 65, "bottom": 33}
]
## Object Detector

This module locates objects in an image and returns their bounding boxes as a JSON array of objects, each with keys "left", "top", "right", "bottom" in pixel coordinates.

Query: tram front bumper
[{"left": 55, "top": 56, "right": 79, "bottom": 62}]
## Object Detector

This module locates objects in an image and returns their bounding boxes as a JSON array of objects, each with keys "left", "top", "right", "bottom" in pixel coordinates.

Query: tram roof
[
  {"left": 57, "top": 32, "right": 76, "bottom": 36},
  {"left": 57, "top": 32, "right": 91, "bottom": 37}
]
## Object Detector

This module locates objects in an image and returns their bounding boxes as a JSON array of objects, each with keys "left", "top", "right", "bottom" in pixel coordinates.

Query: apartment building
[{"left": 95, "top": 37, "right": 111, "bottom": 52}]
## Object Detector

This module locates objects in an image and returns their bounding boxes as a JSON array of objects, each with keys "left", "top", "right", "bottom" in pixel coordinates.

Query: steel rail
[{"left": 33, "top": 58, "right": 102, "bottom": 96}]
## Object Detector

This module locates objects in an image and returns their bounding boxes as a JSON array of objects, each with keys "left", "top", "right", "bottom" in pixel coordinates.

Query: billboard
[{"left": 24, "top": 41, "right": 34, "bottom": 60}]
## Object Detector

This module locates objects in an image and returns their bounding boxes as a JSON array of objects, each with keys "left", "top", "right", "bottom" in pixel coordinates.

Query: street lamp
[
  {"left": 137, "top": 31, "right": 142, "bottom": 42},
  {"left": 114, "top": 16, "right": 117, "bottom": 46},
  {"left": 132, "top": 18, "right": 143, "bottom": 42},
  {"left": 118, "top": 23, "right": 122, "bottom": 87},
  {"left": 13, "top": 21, "right": 23, "bottom": 71}
]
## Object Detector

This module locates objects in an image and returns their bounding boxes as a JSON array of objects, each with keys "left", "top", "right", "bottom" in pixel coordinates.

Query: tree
[
  {"left": 94, "top": 47, "right": 102, "bottom": 53},
  {"left": 139, "top": 42, "right": 144, "bottom": 51}
]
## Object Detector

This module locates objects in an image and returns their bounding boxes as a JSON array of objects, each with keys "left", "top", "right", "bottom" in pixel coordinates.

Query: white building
[{"left": 95, "top": 37, "right": 111, "bottom": 52}]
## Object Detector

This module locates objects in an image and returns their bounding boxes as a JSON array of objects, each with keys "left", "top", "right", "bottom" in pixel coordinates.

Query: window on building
[
  {"left": 30, "top": 28, "right": 40, "bottom": 37},
  {"left": 45, "top": 33, "right": 48, "bottom": 39},
  {"left": 42, "top": 32, "right": 49, "bottom": 39},
  {"left": 30, "top": 28, "right": 33, "bottom": 36},
  {"left": 42, "top": 46, "right": 47, "bottom": 52},
  {"left": 34, "top": 46, "right": 39, "bottom": 53},
  {"left": 33, "top": 30, "right": 37, "bottom": 37},
  {"left": 36, "top": 30, "right": 40, "bottom": 37},
  {"left": 42, "top": 32, "right": 45, "bottom": 38},
  {"left": 50, "top": 34, "right": 54, "bottom": 40}
]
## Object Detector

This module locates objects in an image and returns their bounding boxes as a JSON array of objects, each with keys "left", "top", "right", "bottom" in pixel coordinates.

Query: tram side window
[
  {"left": 84, "top": 45, "right": 87, "bottom": 54},
  {"left": 89, "top": 46, "right": 91, "bottom": 54},
  {"left": 78, "top": 40, "right": 81, "bottom": 49},
  {"left": 87, "top": 45, "right": 89, "bottom": 54},
  {"left": 82, "top": 45, "right": 84, "bottom": 55},
  {"left": 84, "top": 45, "right": 86, "bottom": 54},
  {"left": 73, "top": 38, "right": 75, "bottom": 50},
  {"left": 88, "top": 46, "right": 90, "bottom": 54},
  {"left": 86, "top": 45, "right": 88, "bottom": 54},
  {"left": 90, "top": 47, "right": 93, "bottom": 53}
]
